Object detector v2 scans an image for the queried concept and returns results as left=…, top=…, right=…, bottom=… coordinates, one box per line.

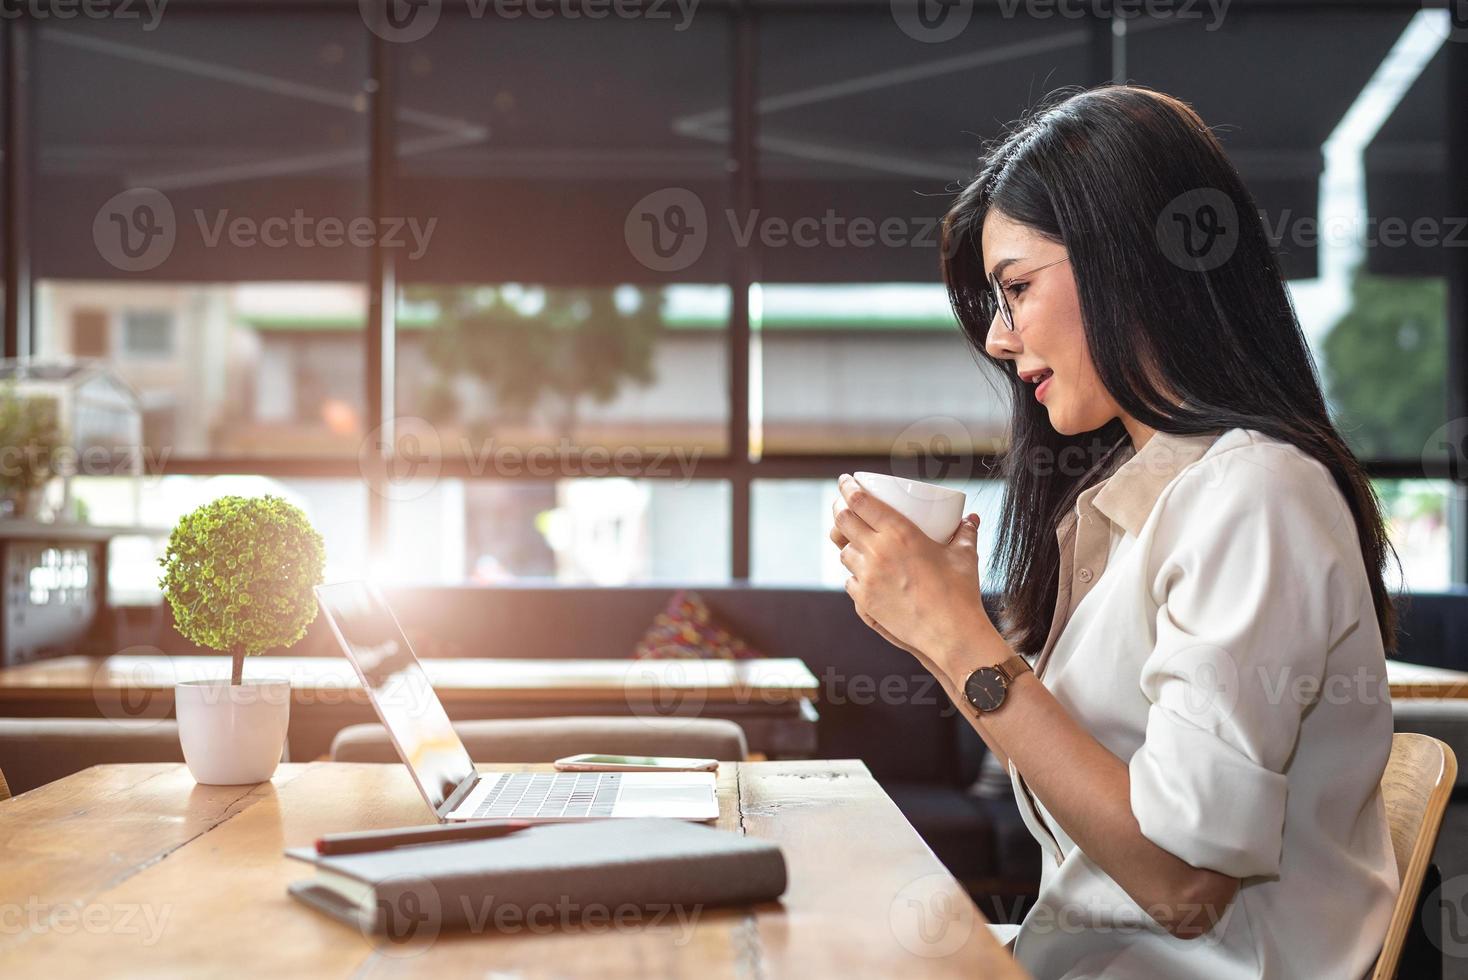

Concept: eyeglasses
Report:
left=986, top=255, right=1070, bottom=333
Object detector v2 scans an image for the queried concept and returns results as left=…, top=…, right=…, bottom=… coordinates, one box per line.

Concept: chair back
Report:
left=0, top=718, right=185, bottom=797
left=1372, top=733, right=1456, bottom=980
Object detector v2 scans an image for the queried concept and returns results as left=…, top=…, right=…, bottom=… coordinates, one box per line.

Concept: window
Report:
left=37, top=281, right=367, bottom=457
left=120, top=311, right=175, bottom=358
left=71, top=474, right=369, bottom=605
left=391, top=15, right=733, bottom=462
left=1074, top=8, right=1457, bottom=579
left=32, top=13, right=370, bottom=458
left=752, top=11, right=1087, bottom=457
left=1376, top=479, right=1453, bottom=592
left=6, top=5, right=1464, bottom=588
left=384, top=478, right=730, bottom=586
left=396, top=284, right=730, bottom=457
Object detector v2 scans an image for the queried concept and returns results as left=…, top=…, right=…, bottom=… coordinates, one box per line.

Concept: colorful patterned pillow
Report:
left=632, top=589, right=765, bottom=660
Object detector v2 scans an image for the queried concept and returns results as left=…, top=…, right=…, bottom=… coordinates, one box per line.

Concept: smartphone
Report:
left=553, top=753, right=719, bottom=773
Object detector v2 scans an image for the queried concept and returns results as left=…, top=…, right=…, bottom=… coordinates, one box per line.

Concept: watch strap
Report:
left=996, top=653, right=1032, bottom=684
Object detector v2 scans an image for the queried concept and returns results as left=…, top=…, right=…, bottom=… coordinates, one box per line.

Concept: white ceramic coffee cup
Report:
left=850, top=471, right=968, bottom=542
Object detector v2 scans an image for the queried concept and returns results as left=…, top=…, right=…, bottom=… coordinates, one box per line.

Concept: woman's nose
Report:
left=985, top=312, right=1022, bottom=360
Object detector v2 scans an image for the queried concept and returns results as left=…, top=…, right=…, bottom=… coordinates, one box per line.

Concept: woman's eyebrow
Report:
left=987, top=257, right=1021, bottom=280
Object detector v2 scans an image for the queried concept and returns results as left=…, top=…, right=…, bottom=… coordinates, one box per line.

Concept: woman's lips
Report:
left=1036, top=374, right=1053, bottom=403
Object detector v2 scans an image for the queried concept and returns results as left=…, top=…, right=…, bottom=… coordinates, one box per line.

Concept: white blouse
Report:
left=1007, top=428, right=1398, bottom=979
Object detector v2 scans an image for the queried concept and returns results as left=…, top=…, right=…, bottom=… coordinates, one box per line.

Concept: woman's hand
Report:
left=829, top=474, right=997, bottom=670
left=829, top=495, right=935, bottom=662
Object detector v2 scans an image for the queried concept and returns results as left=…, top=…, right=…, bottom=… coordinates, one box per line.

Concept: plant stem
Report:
left=231, top=648, right=244, bottom=688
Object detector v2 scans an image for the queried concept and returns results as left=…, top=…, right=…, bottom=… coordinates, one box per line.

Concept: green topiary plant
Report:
left=159, top=495, right=326, bottom=686
left=0, top=385, right=62, bottom=517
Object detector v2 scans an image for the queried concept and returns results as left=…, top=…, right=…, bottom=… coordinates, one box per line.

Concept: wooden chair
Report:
left=1372, top=733, right=1457, bottom=980
left=0, top=765, right=9, bottom=802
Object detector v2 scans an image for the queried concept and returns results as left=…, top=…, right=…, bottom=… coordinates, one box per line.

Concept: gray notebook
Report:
left=286, top=818, right=787, bottom=935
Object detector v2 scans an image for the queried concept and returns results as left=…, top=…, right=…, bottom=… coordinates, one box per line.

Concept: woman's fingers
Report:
left=829, top=497, right=855, bottom=548
left=830, top=498, right=856, bottom=547
left=833, top=509, right=872, bottom=550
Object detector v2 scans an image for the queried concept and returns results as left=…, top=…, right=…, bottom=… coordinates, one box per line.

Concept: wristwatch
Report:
left=963, top=654, right=1033, bottom=713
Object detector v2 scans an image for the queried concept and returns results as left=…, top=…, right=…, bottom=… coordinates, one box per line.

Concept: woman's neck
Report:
left=1121, top=414, right=1158, bottom=451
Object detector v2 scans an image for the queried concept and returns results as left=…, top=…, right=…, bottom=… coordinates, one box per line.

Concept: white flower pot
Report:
left=174, top=678, right=291, bottom=785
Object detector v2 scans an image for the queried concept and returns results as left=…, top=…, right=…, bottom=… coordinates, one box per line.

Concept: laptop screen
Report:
left=315, top=582, right=476, bottom=812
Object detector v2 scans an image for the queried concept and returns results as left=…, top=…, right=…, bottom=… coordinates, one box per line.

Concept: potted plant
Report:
left=0, top=386, right=61, bottom=519
left=159, top=495, right=325, bottom=785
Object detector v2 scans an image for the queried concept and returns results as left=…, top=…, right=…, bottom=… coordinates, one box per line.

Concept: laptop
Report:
left=314, top=581, right=720, bottom=823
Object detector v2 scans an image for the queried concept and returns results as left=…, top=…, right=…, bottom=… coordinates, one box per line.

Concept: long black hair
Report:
left=941, top=84, right=1398, bottom=655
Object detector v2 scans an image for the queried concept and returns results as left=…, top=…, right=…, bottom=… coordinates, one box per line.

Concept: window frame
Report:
left=3, top=0, right=1464, bottom=585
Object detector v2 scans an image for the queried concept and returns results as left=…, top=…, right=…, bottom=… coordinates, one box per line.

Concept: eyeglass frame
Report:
left=987, top=255, right=1070, bottom=333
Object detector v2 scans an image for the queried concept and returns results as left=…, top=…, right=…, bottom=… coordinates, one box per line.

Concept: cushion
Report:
left=632, top=589, right=765, bottom=660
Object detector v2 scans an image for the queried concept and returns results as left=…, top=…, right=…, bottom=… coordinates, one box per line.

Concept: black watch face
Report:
left=965, top=667, right=1008, bottom=712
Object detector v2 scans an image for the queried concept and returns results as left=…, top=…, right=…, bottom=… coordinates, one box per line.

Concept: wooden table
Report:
left=0, top=654, right=821, bottom=760
left=0, top=760, right=1025, bottom=978
left=1386, top=660, right=1468, bottom=700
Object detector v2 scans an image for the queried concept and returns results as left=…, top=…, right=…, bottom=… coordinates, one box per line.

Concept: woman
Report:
left=829, top=85, right=1399, bottom=978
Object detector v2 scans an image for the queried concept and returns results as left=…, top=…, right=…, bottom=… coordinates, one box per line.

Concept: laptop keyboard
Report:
left=471, top=772, right=623, bottom=819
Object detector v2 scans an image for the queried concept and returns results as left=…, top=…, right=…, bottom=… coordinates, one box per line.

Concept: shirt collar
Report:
left=1090, top=429, right=1224, bottom=537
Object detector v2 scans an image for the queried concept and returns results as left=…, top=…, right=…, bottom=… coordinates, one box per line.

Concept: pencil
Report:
left=315, top=820, right=532, bottom=855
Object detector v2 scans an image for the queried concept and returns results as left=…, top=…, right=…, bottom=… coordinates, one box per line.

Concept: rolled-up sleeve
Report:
left=1127, top=445, right=1362, bottom=880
